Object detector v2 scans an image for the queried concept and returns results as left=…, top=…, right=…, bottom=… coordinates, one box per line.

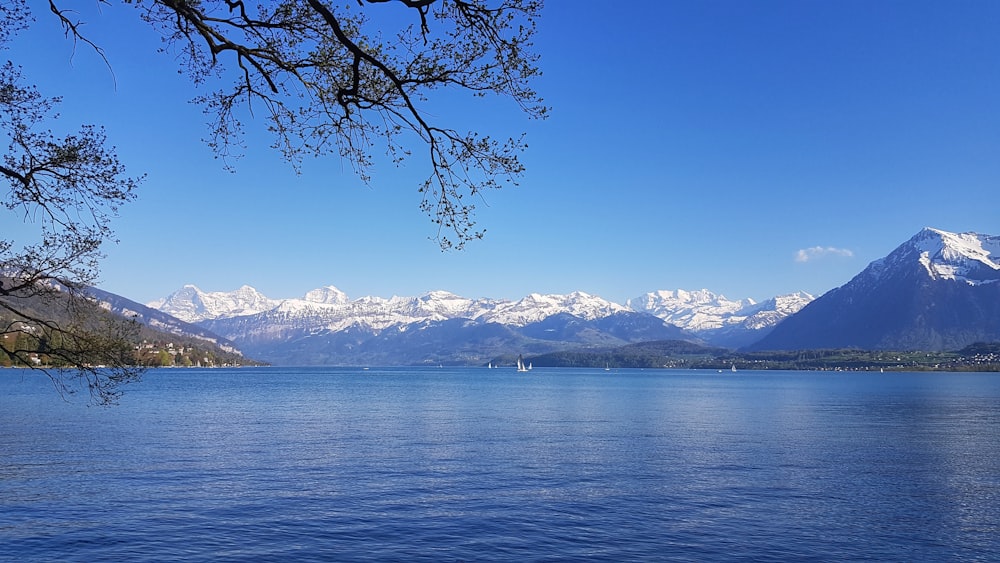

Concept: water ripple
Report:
left=1, top=368, right=999, bottom=561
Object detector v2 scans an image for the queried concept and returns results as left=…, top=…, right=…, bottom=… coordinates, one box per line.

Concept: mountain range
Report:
left=131, top=227, right=999, bottom=365
left=145, top=284, right=811, bottom=365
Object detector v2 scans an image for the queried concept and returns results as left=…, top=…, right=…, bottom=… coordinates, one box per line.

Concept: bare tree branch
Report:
left=1, top=4, right=145, bottom=403
left=128, top=0, right=546, bottom=249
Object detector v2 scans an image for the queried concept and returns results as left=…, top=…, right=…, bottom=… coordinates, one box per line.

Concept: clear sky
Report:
left=7, top=1, right=999, bottom=305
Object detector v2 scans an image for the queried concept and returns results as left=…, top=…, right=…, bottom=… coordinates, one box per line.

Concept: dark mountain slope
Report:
left=752, top=228, right=1000, bottom=351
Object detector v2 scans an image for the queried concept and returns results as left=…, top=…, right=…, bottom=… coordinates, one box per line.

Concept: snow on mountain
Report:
left=483, top=291, right=630, bottom=326
left=912, top=227, right=1000, bottom=285
left=88, top=287, right=241, bottom=353
left=739, top=292, right=814, bottom=331
left=410, top=291, right=498, bottom=320
left=149, top=286, right=630, bottom=330
left=627, top=289, right=757, bottom=332
left=137, top=227, right=1000, bottom=359
left=303, top=286, right=349, bottom=304
left=624, top=288, right=813, bottom=348
left=254, top=291, right=502, bottom=334
left=866, top=227, right=1000, bottom=288
left=752, top=227, right=1000, bottom=351
left=148, top=284, right=807, bottom=349
left=146, top=284, right=279, bottom=323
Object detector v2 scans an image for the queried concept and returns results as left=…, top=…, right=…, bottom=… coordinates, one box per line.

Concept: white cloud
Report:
left=795, top=246, right=854, bottom=263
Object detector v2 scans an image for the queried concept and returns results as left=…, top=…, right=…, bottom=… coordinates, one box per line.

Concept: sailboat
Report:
left=731, top=364, right=737, bottom=373
left=516, top=355, right=530, bottom=372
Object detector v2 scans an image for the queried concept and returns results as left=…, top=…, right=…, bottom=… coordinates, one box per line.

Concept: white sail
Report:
left=517, top=355, right=529, bottom=372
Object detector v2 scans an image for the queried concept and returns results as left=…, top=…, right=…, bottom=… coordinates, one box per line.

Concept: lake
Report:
left=2, top=367, right=999, bottom=561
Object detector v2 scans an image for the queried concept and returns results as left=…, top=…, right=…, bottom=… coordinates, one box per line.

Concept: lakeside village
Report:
left=131, top=340, right=256, bottom=368
left=1, top=331, right=257, bottom=369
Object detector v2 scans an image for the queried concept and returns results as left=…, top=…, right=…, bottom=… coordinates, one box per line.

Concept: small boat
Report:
left=516, top=355, right=530, bottom=372
left=605, top=363, right=611, bottom=372
left=731, top=364, right=737, bottom=373
left=488, top=362, right=493, bottom=369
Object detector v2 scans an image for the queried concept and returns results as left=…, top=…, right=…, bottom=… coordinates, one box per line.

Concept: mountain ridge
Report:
left=144, top=283, right=810, bottom=365
left=149, top=285, right=808, bottom=342
left=752, top=227, right=1000, bottom=351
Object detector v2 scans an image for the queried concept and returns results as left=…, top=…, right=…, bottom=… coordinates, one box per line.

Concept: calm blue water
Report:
left=1, top=367, right=999, bottom=561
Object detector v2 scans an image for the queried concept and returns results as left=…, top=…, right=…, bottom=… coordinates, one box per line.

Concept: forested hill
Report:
left=1, top=287, right=260, bottom=368
left=521, top=340, right=1000, bottom=372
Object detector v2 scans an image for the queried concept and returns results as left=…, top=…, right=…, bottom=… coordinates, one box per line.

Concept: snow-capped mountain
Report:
left=627, top=289, right=756, bottom=332
left=132, top=227, right=1000, bottom=362
left=147, top=283, right=808, bottom=364
left=739, top=292, right=815, bottom=331
left=85, top=287, right=243, bottom=355
left=879, top=227, right=1000, bottom=285
left=303, top=286, right=349, bottom=305
left=151, top=284, right=794, bottom=338
left=191, top=288, right=681, bottom=365
left=627, top=289, right=813, bottom=347
left=485, top=291, right=630, bottom=326
left=150, top=287, right=631, bottom=332
left=753, top=227, right=1000, bottom=351
left=147, top=284, right=278, bottom=323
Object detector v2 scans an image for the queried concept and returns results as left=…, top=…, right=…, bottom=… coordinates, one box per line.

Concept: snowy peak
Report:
left=147, top=283, right=810, bottom=348
left=739, top=292, right=815, bottom=331
left=483, top=291, right=630, bottom=326
left=770, top=291, right=815, bottom=314
left=754, top=228, right=1000, bottom=352
left=414, top=291, right=490, bottom=319
left=147, top=284, right=279, bottom=323
left=909, top=227, right=1000, bottom=285
left=304, top=286, right=349, bottom=304
left=627, top=289, right=758, bottom=332
left=624, top=289, right=813, bottom=347
left=631, top=288, right=754, bottom=308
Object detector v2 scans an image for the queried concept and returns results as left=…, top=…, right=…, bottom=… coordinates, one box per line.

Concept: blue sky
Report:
left=7, top=1, right=999, bottom=305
